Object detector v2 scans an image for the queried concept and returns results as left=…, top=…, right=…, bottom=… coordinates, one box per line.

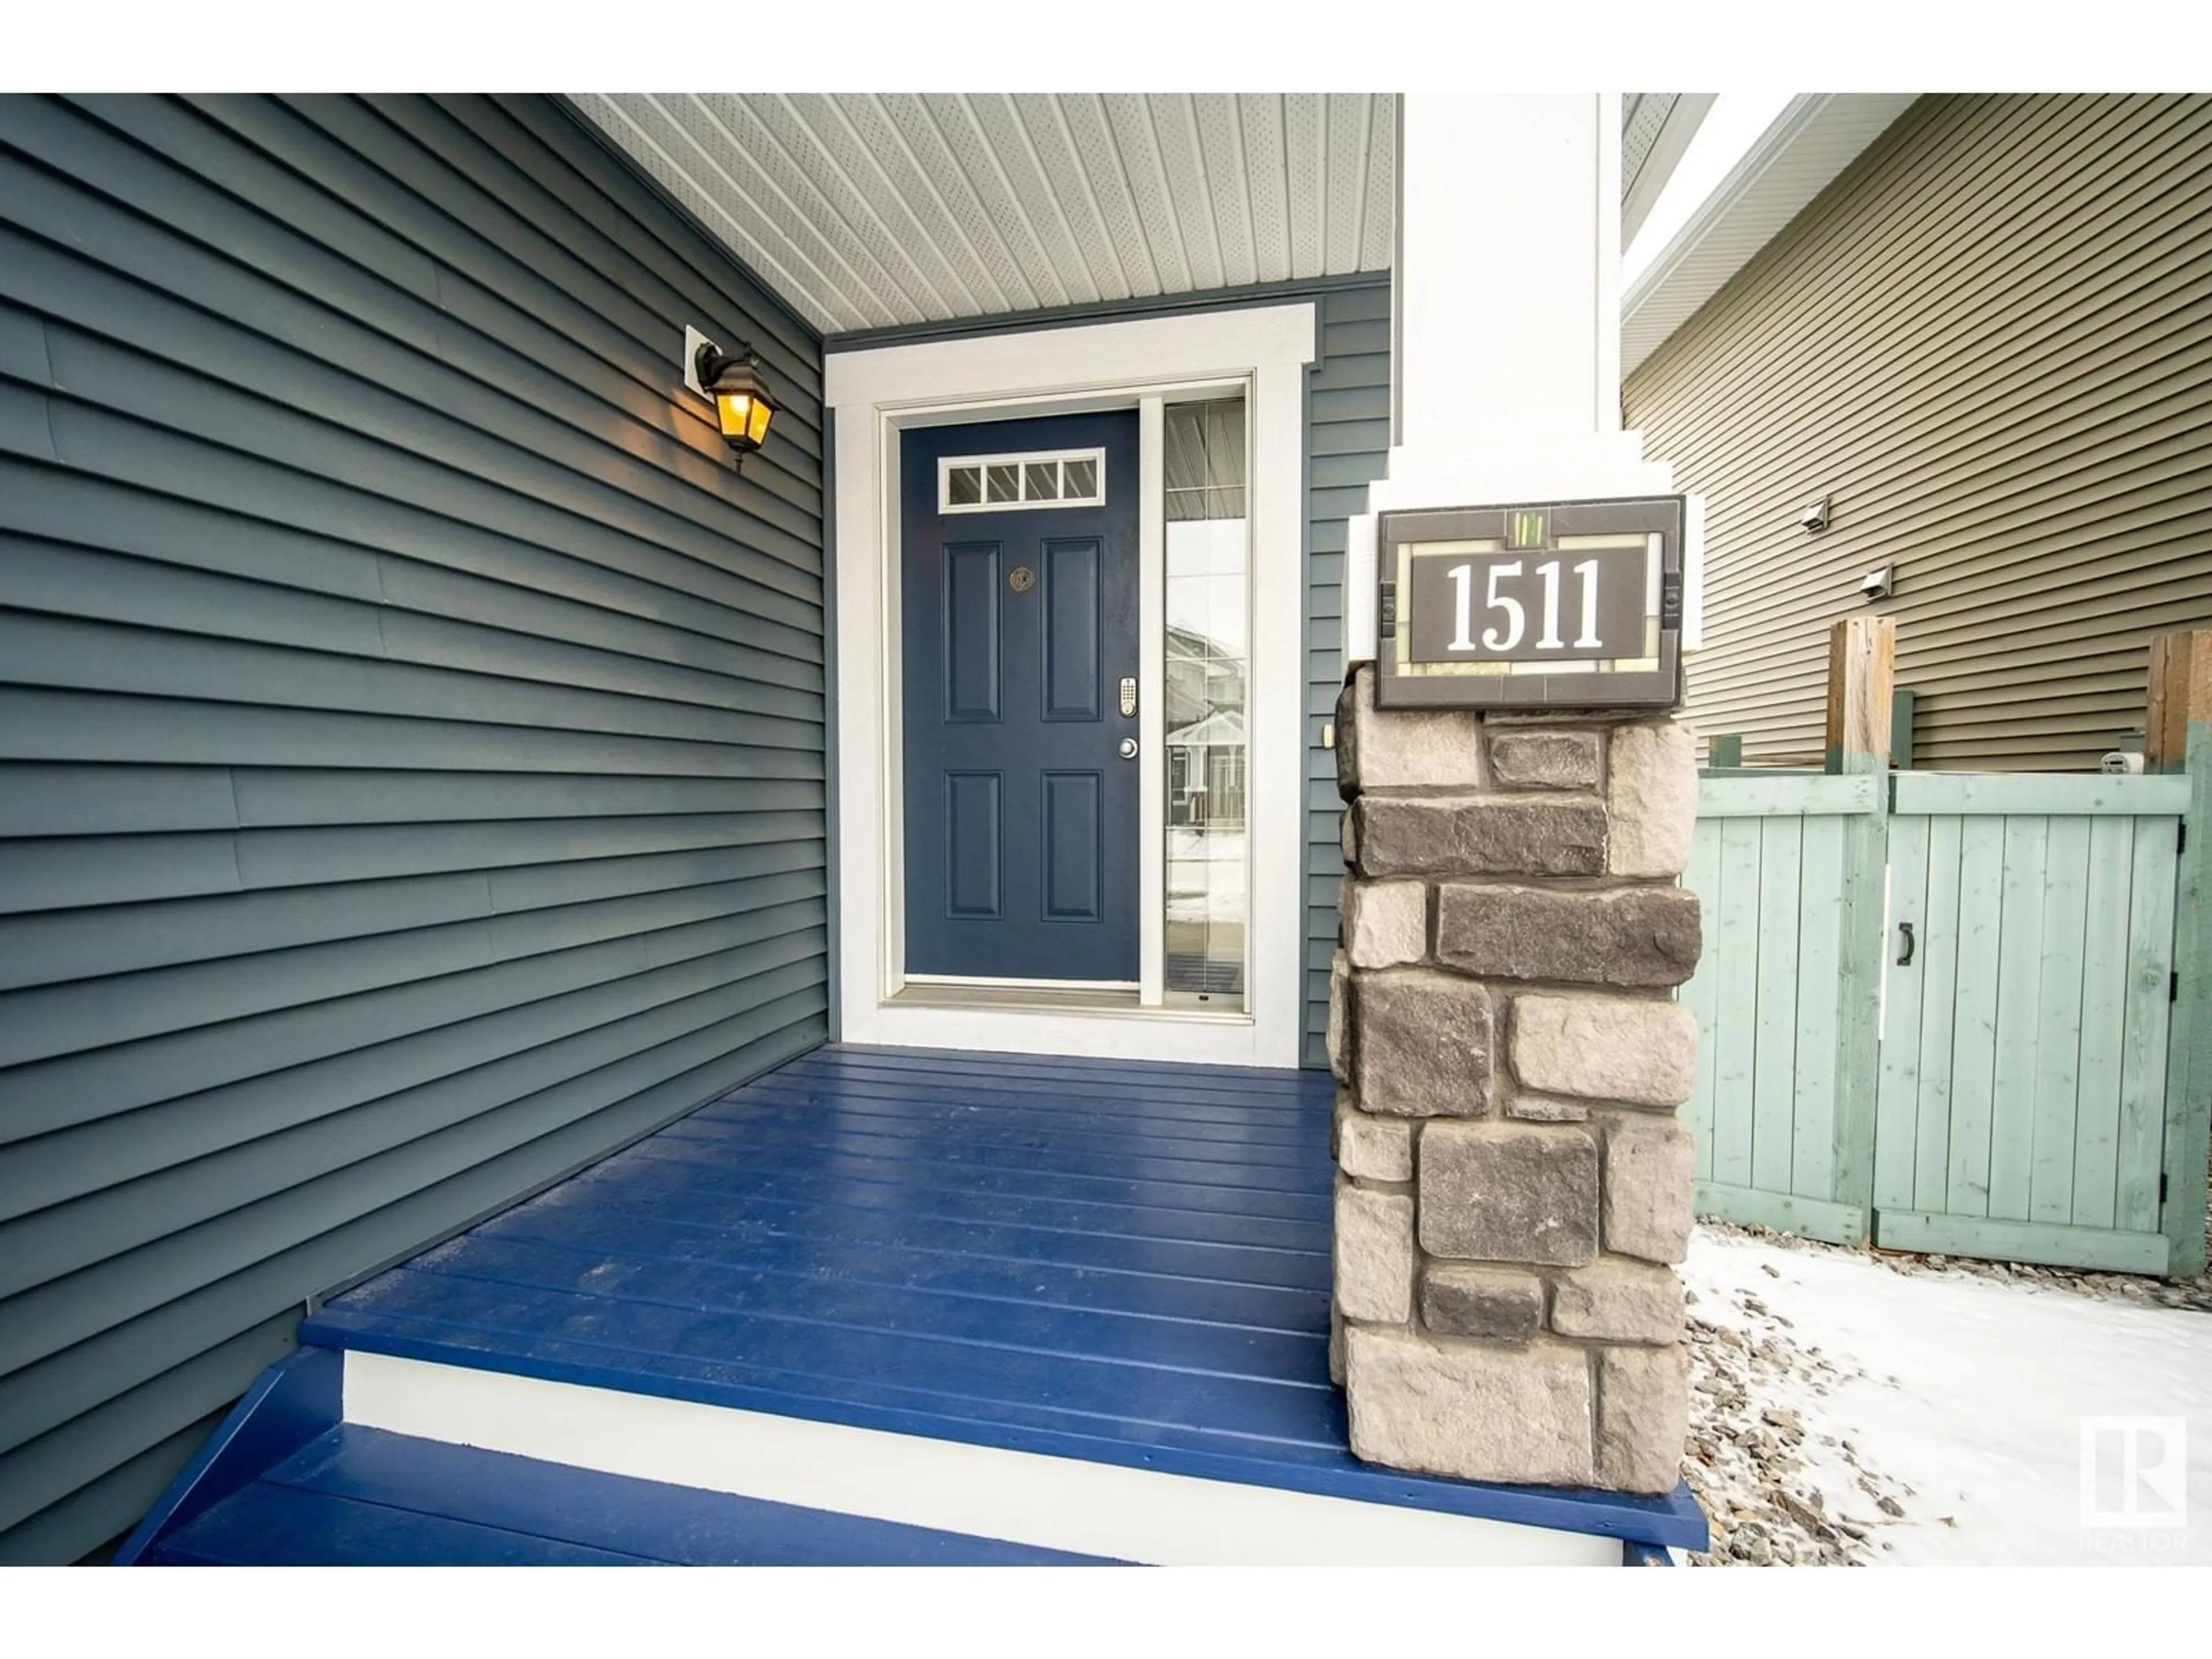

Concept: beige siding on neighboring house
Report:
left=1627, top=94, right=2212, bottom=771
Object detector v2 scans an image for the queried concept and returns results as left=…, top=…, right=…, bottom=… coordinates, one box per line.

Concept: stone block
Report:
left=1607, top=720, right=1698, bottom=878
left=1510, top=994, right=1698, bottom=1106
left=1504, top=1090, right=1590, bottom=1123
left=1349, top=970, right=1493, bottom=1118
left=1355, top=794, right=1607, bottom=880
left=1595, top=1343, right=1690, bottom=1494
left=1335, top=1099, right=1416, bottom=1183
left=1435, top=883, right=1702, bottom=987
left=1602, top=1115, right=1697, bottom=1265
left=1487, top=728, right=1601, bottom=790
left=1340, top=805, right=1357, bottom=868
left=1346, top=1326, right=1593, bottom=1486
left=1344, top=879, right=1428, bottom=969
left=1335, top=665, right=1482, bottom=798
left=1334, top=1177, right=1414, bottom=1324
left=1327, top=948, right=1351, bottom=1085
left=1550, top=1257, right=1686, bottom=1343
left=1329, top=1298, right=1346, bottom=1387
left=1419, top=1264, right=1544, bottom=1340
left=1417, top=1120, right=1599, bottom=1266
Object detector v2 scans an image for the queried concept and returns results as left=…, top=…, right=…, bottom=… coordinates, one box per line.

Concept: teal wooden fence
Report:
left=1682, top=768, right=2199, bottom=1273
left=1681, top=774, right=1883, bottom=1245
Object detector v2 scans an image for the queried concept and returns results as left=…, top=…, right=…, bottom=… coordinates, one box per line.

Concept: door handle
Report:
left=1118, top=738, right=1139, bottom=760
left=1896, top=922, right=1915, bottom=967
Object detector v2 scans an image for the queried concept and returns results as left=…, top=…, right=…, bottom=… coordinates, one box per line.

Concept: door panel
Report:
left=1041, top=770, right=1104, bottom=923
left=942, top=544, right=1002, bottom=722
left=1041, top=539, right=1103, bottom=722
left=942, top=772, right=1002, bottom=919
left=902, top=413, right=1140, bottom=982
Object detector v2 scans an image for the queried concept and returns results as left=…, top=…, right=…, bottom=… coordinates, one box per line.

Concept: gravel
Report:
left=1679, top=1261, right=1915, bottom=1566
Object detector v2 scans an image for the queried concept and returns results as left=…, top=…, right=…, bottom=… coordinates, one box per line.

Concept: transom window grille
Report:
left=939, top=449, right=1107, bottom=513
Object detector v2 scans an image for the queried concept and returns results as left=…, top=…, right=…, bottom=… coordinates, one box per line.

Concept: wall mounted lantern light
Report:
left=694, top=342, right=778, bottom=468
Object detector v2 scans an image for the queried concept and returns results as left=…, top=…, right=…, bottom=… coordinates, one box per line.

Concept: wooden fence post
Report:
left=1826, top=617, right=1896, bottom=1243
left=2153, top=630, right=2211, bottom=1276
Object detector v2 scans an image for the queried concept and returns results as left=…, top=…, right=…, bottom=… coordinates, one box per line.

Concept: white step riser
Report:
left=343, top=1353, right=1618, bottom=1566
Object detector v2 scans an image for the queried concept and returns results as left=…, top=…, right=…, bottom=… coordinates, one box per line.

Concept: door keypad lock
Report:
left=1119, top=677, right=1137, bottom=718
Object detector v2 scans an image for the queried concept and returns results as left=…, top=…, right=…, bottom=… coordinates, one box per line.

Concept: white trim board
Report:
left=343, top=1353, right=1616, bottom=1566
left=824, top=304, right=1316, bottom=1068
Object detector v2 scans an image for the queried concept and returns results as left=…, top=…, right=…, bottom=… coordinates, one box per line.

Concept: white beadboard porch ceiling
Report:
left=569, top=94, right=1400, bottom=336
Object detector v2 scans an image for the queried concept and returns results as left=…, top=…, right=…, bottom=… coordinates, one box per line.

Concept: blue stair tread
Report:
left=308, top=1274, right=1342, bottom=1452
left=145, top=1426, right=1122, bottom=1566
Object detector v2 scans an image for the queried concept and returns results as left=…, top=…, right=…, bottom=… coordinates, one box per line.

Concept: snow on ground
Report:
left=1682, top=1225, right=2212, bottom=1566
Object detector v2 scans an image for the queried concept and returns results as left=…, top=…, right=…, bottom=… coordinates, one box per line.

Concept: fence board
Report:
left=1750, top=817, right=1803, bottom=1195
left=1682, top=825, right=1725, bottom=1184
left=1874, top=1210, right=2169, bottom=1277
left=1698, top=774, right=1878, bottom=817
left=2029, top=818, right=2092, bottom=1225
left=2071, top=817, right=2136, bottom=1230
left=1946, top=816, right=2007, bottom=1218
left=1790, top=815, right=1846, bottom=1200
left=1695, top=1181, right=1864, bottom=1247
left=1893, top=773, right=2191, bottom=816
left=1874, top=813, right=1930, bottom=1213
left=1711, top=818, right=1764, bottom=1188
left=1912, top=816, right=1965, bottom=1215
left=1987, top=817, right=2049, bottom=1222
left=2116, top=819, right=2179, bottom=1234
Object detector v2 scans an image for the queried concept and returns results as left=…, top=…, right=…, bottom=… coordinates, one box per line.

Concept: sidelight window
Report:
left=1162, top=397, right=1249, bottom=1003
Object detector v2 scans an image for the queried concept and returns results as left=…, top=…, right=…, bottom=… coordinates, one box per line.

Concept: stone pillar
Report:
left=1328, top=666, right=1702, bottom=1494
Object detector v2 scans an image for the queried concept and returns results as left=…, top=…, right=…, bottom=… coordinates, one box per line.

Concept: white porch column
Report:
left=1346, top=94, right=1675, bottom=664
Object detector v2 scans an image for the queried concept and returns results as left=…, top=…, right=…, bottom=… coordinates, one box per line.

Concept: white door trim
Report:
left=824, top=304, right=1317, bottom=1067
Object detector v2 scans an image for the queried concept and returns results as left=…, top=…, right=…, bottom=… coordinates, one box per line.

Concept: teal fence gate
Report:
left=1682, top=768, right=2200, bottom=1274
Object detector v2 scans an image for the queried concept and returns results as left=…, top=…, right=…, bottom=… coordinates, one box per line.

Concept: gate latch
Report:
left=1896, top=921, right=1916, bottom=967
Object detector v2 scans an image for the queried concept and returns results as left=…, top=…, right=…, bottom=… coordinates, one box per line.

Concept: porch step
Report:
left=139, top=1423, right=1119, bottom=1567
left=120, top=1047, right=1705, bottom=1564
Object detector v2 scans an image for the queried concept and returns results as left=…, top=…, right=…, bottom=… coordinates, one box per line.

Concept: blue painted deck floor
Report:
left=305, top=1043, right=1705, bottom=1550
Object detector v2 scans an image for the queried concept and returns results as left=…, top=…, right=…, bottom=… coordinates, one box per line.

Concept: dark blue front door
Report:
left=902, top=412, right=1140, bottom=982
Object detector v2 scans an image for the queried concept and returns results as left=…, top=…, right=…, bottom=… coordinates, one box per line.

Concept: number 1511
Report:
left=1446, top=559, right=1601, bottom=653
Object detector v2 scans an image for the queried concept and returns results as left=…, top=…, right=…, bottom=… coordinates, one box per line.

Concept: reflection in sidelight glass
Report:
left=1162, top=398, right=1248, bottom=1001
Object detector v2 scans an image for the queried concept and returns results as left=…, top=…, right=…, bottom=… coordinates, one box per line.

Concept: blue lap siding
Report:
left=1301, top=281, right=1392, bottom=1068
left=0, top=94, right=829, bottom=1563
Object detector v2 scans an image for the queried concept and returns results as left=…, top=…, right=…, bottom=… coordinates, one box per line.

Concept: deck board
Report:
left=146, top=1426, right=1119, bottom=1566
left=308, top=1044, right=1706, bottom=1548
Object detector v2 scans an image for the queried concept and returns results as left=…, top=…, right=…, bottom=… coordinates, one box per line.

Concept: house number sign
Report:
left=1374, top=496, right=1686, bottom=710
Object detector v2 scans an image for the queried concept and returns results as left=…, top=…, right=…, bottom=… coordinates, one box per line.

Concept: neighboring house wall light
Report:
left=694, top=341, right=778, bottom=467
left=1800, top=495, right=1831, bottom=532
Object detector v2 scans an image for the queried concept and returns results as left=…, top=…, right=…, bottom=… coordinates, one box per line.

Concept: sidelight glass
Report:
left=1162, top=397, right=1249, bottom=1002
